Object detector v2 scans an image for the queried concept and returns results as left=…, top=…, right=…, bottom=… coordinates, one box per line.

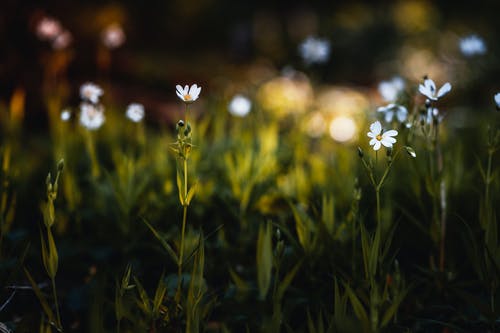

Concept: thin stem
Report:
left=375, top=188, right=381, bottom=225
left=176, top=157, right=188, bottom=302
left=85, top=131, right=100, bottom=178
left=485, top=150, right=493, bottom=211
left=51, top=277, right=62, bottom=330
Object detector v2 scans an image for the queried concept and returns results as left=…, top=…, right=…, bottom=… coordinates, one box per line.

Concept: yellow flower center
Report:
left=183, top=94, right=192, bottom=101
left=376, top=134, right=382, bottom=141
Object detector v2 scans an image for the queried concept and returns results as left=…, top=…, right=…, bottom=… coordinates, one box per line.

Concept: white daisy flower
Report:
left=459, top=35, right=486, bottom=57
left=367, top=121, right=398, bottom=151
left=126, top=103, right=145, bottom=122
left=36, top=17, right=62, bottom=41
left=378, top=77, right=405, bottom=102
left=418, top=78, right=452, bottom=101
left=79, top=103, right=105, bottom=130
left=101, top=23, right=126, bottom=49
left=60, top=109, right=71, bottom=121
left=377, top=103, right=408, bottom=123
left=80, top=83, right=104, bottom=104
left=299, top=36, right=331, bottom=65
left=176, top=84, right=201, bottom=103
left=494, top=93, right=500, bottom=110
left=228, top=94, right=252, bottom=117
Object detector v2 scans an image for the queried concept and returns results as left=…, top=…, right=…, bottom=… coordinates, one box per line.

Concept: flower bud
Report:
left=357, top=147, right=364, bottom=158
left=57, top=159, right=64, bottom=172
left=404, top=146, right=417, bottom=158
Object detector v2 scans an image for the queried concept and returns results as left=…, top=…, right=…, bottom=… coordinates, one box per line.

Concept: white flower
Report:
left=378, top=77, right=405, bottom=102
left=418, top=78, right=452, bottom=101
left=52, top=30, right=72, bottom=50
left=80, top=83, right=103, bottom=104
left=299, top=36, right=331, bottom=65
left=79, top=103, right=105, bottom=130
left=377, top=103, right=408, bottom=123
left=228, top=94, right=252, bottom=117
left=459, top=35, right=486, bottom=57
left=36, top=17, right=62, bottom=41
left=176, top=84, right=201, bottom=103
left=126, top=103, right=145, bottom=122
left=101, top=23, right=126, bottom=49
left=60, top=109, right=71, bottom=121
left=367, top=121, right=398, bottom=151
left=494, top=93, right=500, bottom=110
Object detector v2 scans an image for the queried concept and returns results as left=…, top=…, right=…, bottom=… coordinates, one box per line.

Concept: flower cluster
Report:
left=79, top=82, right=105, bottom=130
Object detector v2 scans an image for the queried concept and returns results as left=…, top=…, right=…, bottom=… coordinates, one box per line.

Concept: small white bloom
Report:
left=79, top=103, right=105, bottom=130
left=80, top=83, right=104, bottom=104
left=101, top=23, right=126, bottom=49
left=176, top=84, right=201, bottom=103
left=494, top=93, right=500, bottom=110
left=378, top=77, right=405, bottom=102
left=377, top=103, right=408, bottom=123
left=126, top=103, right=145, bottom=122
left=52, top=30, right=72, bottom=50
left=367, top=121, right=398, bottom=151
left=61, top=109, right=71, bottom=121
left=299, top=36, right=331, bottom=65
left=228, top=94, right=252, bottom=117
left=459, top=35, right=486, bottom=57
left=36, top=17, right=62, bottom=41
left=418, top=78, right=452, bottom=101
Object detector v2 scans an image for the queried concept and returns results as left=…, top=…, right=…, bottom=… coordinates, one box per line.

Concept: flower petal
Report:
left=383, top=129, right=398, bottom=137
left=396, top=106, right=408, bottom=122
left=369, top=138, right=378, bottom=146
left=372, top=141, right=381, bottom=151
left=384, top=111, right=394, bottom=123
left=495, top=92, right=500, bottom=106
left=424, top=78, right=436, bottom=94
left=369, top=121, right=381, bottom=135
left=418, top=84, right=432, bottom=99
left=381, top=138, right=394, bottom=148
left=437, top=82, right=452, bottom=98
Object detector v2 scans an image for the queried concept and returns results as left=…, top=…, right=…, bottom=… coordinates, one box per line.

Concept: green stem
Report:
left=85, top=131, right=100, bottom=178
left=485, top=150, right=493, bottom=212
left=52, top=277, right=62, bottom=330
left=375, top=188, right=381, bottom=225
left=176, top=157, right=188, bottom=302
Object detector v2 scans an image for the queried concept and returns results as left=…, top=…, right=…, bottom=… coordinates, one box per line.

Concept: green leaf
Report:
left=380, top=287, right=409, bottom=327
left=141, top=217, right=178, bottom=263
left=153, top=274, right=167, bottom=316
left=24, top=267, right=56, bottom=323
left=176, top=170, right=185, bottom=206
left=344, top=283, right=369, bottom=325
left=186, top=181, right=198, bottom=206
left=256, top=222, right=273, bottom=300
left=276, top=260, right=303, bottom=300
left=133, top=276, right=151, bottom=315
left=228, top=268, right=249, bottom=293
left=46, top=228, right=58, bottom=278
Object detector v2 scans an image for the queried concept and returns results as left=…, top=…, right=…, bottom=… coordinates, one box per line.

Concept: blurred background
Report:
left=2, top=0, right=500, bottom=129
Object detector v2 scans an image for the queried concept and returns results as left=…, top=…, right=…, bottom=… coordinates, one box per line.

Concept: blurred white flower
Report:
left=176, top=84, right=201, bottom=103
left=418, top=78, right=451, bottom=101
left=60, top=109, right=71, bottom=121
left=494, top=93, right=500, bottom=110
left=299, top=36, right=331, bottom=65
left=126, top=103, right=145, bottom=122
left=377, top=103, right=408, bottom=123
left=101, top=23, right=126, bottom=49
left=421, top=107, right=442, bottom=124
left=79, top=103, right=105, bottom=130
left=36, top=17, right=62, bottom=41
left=228, top=94, right=252, bottom=117
left=80, top=83, right=103, bottom=104
left=378, top=77, right=405, bottom=102
left=459, top=35, right=486, bottom=57
left=367, top=121, right=398, bottom=151
left=52, top=30, right=72, bottom=50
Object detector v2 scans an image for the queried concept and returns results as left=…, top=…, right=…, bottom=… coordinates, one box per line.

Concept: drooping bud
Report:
left=404, top=146, right=417, bottom=158
left=357, top=147, right=364, bottom=158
